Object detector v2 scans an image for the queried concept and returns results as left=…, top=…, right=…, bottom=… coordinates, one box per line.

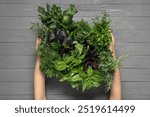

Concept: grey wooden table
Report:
left=0, top=0, right=150, bottom=100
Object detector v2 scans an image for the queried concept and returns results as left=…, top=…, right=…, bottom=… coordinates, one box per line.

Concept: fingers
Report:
left=109, top=33, right=116, bottom=58
left=36, top=37, right=41, bottom=45
left=110, top=33, right=115, bottom=48
left=35, top=37, right=42, bottom=50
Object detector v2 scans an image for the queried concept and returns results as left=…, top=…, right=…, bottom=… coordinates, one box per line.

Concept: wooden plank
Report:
left=0, top=94, right=107, bottom=100
left=0, top=29, right=150, bottom=43
left=0, top=0, right=150, bottom=4
left=0, top=43, right=35, bottom=56
left=0, top=69, right=150, bottom=82
left=121, top=69, right=150, bottom=81
left=120, top=56, right=150, bottom=69
left=0, top=43, right=150, bottom=56
left=0, top=56, right=35, bottom=69
left=0, top=81, right=150, bottom=99
left=0, top=95, right=33, bottom=100
left=0, top=17, right=150, bottom=30
left=0, top=56, right=150, bottom=69
left=0, top=30, right=35, bottom=43
left=0, top=17, right=38, bottom=30
left=0, top=69, right=34, bottom=82
left=122, top=82, right=150, bottom=100
left=1, top=4, right=150, bottom=17
left=116, top=43, right=150, bottom=56
left=0, top=94, right=76, bottom=100
left=113, top=30, right=150, bottom=43
left=0, top=82, right=33, bottom=95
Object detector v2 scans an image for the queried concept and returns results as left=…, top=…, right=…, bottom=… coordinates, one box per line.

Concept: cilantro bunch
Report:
left=31, top=4, right=119, bottom=92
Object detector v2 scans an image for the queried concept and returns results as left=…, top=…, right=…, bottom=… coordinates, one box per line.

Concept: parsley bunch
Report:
left=31, top=4, right=119, bottom=92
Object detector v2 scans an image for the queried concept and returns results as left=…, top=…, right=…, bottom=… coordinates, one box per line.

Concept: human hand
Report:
left=35, top=37, right=41, bottom=51
left=109, top=32, right=116, bottom=58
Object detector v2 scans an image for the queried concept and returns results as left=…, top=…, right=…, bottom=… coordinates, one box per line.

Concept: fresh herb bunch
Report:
left=31, top=4, right=119, bottom=92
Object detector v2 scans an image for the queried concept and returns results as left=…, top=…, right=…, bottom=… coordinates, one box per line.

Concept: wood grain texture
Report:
left=0, top=0, right=150, bottom=4
left=1, top=4, right=150, bottom=17
left=0, top=17, right=150, bottom=30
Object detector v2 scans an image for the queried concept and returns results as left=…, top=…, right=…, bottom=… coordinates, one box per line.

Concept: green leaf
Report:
left=92, top=82, right=100, bottom=88
left=64, top=4, right=77, bottom=17
left=79, top=70, right=87, bottom=78
left=92, top=74, right=103, bottom=83
left=46, top=3, right=51, bottom=12
left=77, top=54, right=85, bottom=60
left=82, top=79, right=92, bottom=92
left=87, top=66, right=93, bottom=77
left=63, top=15, right=70, bottom=23
left=82, top=81, right=87, bottom=92
left=74, top=41, right=83, bottom=55
left=71, top=82, right=79, bottom=89
left=31, top=4, right=123, bottom=92
left=72, top=59, right=82, bottom=67
left=49, top=23, right=57, bottom=29
left=65, top=56, right=75, bottom=64
left=38, top=13, right=48, bottom=23
left=37, top=6, right=46, bottom=15
left=71, top=74, right=82, bottom=82
left=50, top=42, right=60, bottom=50
left=71, top=68, right=79, bottom=74
left=54, top=61, right=68, bottom=71
left=60, top=75, right=70, bottom=82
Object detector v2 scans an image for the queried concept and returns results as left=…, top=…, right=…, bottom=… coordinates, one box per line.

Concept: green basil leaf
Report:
left=65, top=56, right=75, bottom=64
left=74, top=41, right=83, bottom=55
left=92, top=74, right=103, bottom=83
left=79, top=70, right=87, bottom=78
left=60, top=75, right=70, bottom=82
left=82, top=79, right=92, bottom=92
left=92, top=81, right=100, bottom=87
left=71, top=74, right=82, bottom=82
left=72, top=59, right=82, bottom=67
left=54, top=61, right=68, bottom=71
left=87, top=66, right=93, bottom=77
left=71, top=82, right=79, bottom=89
